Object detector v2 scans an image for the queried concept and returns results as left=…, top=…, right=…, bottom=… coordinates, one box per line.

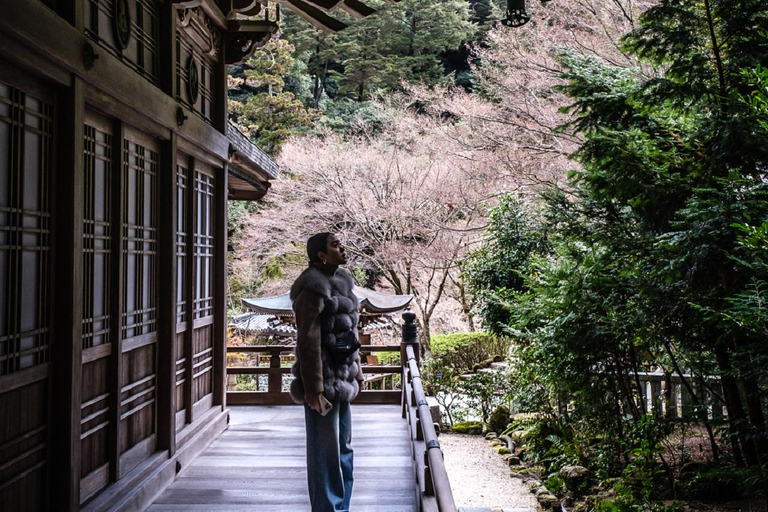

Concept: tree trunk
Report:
left=742, top=375, right=767, bottom=464
left=714, top=343, right=756, bottom=466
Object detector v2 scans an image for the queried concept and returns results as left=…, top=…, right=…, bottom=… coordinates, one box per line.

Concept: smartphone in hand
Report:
left=320, top=396, right=333, bottom=416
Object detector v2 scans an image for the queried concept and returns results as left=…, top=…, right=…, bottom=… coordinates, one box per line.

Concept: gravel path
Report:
left=440, top=433, right=539, bottom=510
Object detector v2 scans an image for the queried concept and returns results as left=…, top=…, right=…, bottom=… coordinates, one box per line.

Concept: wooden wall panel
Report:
left=120, top=344, right=156, bottom=454
left=85, top=0, right=161, bottom=85
left=192, top=324, right=213, bottom=404
left=193, top=166, right=214, bottom=321
left=83, top=123, right=113, bottom=351
left=175, top=162, right=188, bottom=327
left=117, top=127, right=158, bottom=478
left=80, top=113, right=115, bottom=502
left=175, top=332, right=186, bottom=414
left=0, top=79, right=53, bottom=377
left=175, top=25, right=217, bottom=125
left=80, top=358, right=110, bottom=501
left=0, top=381, right=48, bottom=512
left=0, top=73, right=53, bottom=512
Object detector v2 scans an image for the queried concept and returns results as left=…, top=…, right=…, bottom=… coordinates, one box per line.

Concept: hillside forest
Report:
left=227, top=0, right=768, bottom=510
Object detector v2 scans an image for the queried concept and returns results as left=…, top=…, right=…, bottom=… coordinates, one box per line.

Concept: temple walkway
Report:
left=146, top=405, right=418, bottom=512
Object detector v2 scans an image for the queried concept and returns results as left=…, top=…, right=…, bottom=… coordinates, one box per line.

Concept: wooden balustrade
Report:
left=226, top=343, right=403, bottom=404
left=400, top=312, right=457, bottom=512
left=630, top=371, right=725, bottom=420
left=226, top=310, right=458, bottom=512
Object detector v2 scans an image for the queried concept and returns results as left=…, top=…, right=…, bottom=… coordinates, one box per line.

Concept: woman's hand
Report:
left=305, top=392, right=326, bottom=414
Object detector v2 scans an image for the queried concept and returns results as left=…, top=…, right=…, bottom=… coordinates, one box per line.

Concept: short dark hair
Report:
left=307, top=232, right=332, bottom=263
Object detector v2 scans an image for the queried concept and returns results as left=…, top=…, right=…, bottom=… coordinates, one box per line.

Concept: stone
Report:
left=537, top=493, right=559, bottom=510
left=527, top=481, right=542, bottom=493
left=488, top=439, right=502, bottom=447
left=498, top=434, right=515, bottom=451
left=559, top=465, right=589, bottom=480
left=506, top=456, right=521, bottom=466
left=485, top=432, right=498, bottom=440
left=494, top=446, right=511, bottom=455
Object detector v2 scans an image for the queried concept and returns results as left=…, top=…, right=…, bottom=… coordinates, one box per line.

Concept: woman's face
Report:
left=319, top=235, right=347, bottom=265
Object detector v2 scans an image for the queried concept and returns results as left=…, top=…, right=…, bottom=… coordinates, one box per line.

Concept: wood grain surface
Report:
left=146, top=405, right=418, bottom=512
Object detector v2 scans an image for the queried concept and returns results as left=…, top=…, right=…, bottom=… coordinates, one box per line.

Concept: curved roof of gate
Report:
left=242, top=286, right=413, bottom=315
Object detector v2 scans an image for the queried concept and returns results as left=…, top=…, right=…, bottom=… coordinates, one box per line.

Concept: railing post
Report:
left=401, top=308, right=419, bottom=365
left=402, top=309, right=418, bottom=419
left=269, top=349, right=281, bottom=394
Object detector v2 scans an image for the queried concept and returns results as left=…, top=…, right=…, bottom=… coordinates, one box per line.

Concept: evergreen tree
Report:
left=228, top=38, right=319, bottom=156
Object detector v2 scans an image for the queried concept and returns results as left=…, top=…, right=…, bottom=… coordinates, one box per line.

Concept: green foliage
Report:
left=462, top=1, right=768, bottom=509
left=430, top=332, right=509, bottom=371
left=228, top=200, right=258, bottom=238
left=375, top=351, right=401, bottom=365
left=461, top=193, right=549, bottom=333
left=487, top=404, right=510, bottom=435
left=229, top=38, right=319, bottom=156
left=683, top=466, right=758, bottom=501
left=451, top=420, right=485, bottom=435
left=313, top=98, right=383, bottom=134
left=262, top=252, right=305, bottom=281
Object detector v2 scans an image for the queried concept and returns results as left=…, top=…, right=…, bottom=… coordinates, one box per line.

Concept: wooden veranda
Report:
left=181, top=311, right=459, bottom=512
left=146, top=404, right=418, bottom=512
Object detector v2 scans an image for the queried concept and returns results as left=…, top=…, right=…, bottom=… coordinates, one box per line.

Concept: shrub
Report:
left=430, top=332, right=510, bottom=372
left=488, top=404, right=510, bottom=435
left=683, top=466, right=759, bottom=501
left=452, top=420, right=485, bottom=434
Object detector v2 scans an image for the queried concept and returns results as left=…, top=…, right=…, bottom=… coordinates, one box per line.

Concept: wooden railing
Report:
left=226, top=310, right=457, bottom=512
left=632, top=371, right=725, bottom=420
left=226, top=344, right=404, bottom=404
left=400, top=311, right=457, bottom=512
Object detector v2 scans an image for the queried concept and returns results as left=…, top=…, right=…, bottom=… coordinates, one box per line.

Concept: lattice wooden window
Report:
left=176, top=36, right=215, bottom=124
left=193, top=170, right=214, bottom=319
left=0, top=81, right=52, bottom=376
left=121, top=138, right=157, bottom=340
left=176, top=163, right=188, bottom=325
left=85, top=0, right=160, bottom=84
left=83, top=124, right=113, bottom=349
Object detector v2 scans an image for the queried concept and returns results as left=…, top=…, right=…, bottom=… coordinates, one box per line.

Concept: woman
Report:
left=289, top=232, right=364, bottom=512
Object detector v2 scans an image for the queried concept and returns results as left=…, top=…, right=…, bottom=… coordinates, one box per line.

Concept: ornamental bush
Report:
left=430, top=332, right=509, bottom=372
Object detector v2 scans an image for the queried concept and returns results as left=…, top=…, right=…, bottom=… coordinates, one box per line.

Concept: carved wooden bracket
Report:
left=176, top=5, right=222, bottom=60
left=224, top=20, right=279, bottom=64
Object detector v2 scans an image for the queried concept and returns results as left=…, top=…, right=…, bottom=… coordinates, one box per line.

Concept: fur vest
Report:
left=289, top=266, right=362, bottom=403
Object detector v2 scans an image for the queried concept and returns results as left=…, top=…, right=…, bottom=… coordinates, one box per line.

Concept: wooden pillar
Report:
left=51, top=75, right=85, bottom=512
left=213, top=165, right=229, bottom=407
left=108, top=120, right=126, bottom=481
left=157, top=134, right=178, bottom=454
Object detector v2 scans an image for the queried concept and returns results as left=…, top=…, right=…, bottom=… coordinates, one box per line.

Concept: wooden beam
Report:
left=339, top=0, right=376, bottom=18
left=51, top=75, right=85, bottom=512
left=279, top=0, right=347, bottom=32
left=303, top=0, right=344, bottom=9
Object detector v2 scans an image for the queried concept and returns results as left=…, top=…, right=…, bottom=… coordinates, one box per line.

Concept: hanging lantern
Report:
left=503, top=0, right=530, bottom=27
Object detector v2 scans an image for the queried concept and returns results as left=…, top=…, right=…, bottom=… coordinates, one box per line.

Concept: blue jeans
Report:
left=304, top=399, right=354, bottom=512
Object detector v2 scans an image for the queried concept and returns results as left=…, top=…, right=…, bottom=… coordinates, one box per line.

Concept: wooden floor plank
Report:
left=146, top=405, right=418, bottom=512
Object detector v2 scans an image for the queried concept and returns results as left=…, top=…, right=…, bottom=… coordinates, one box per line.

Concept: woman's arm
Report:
left=293, top=289, right=325, bottom=400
